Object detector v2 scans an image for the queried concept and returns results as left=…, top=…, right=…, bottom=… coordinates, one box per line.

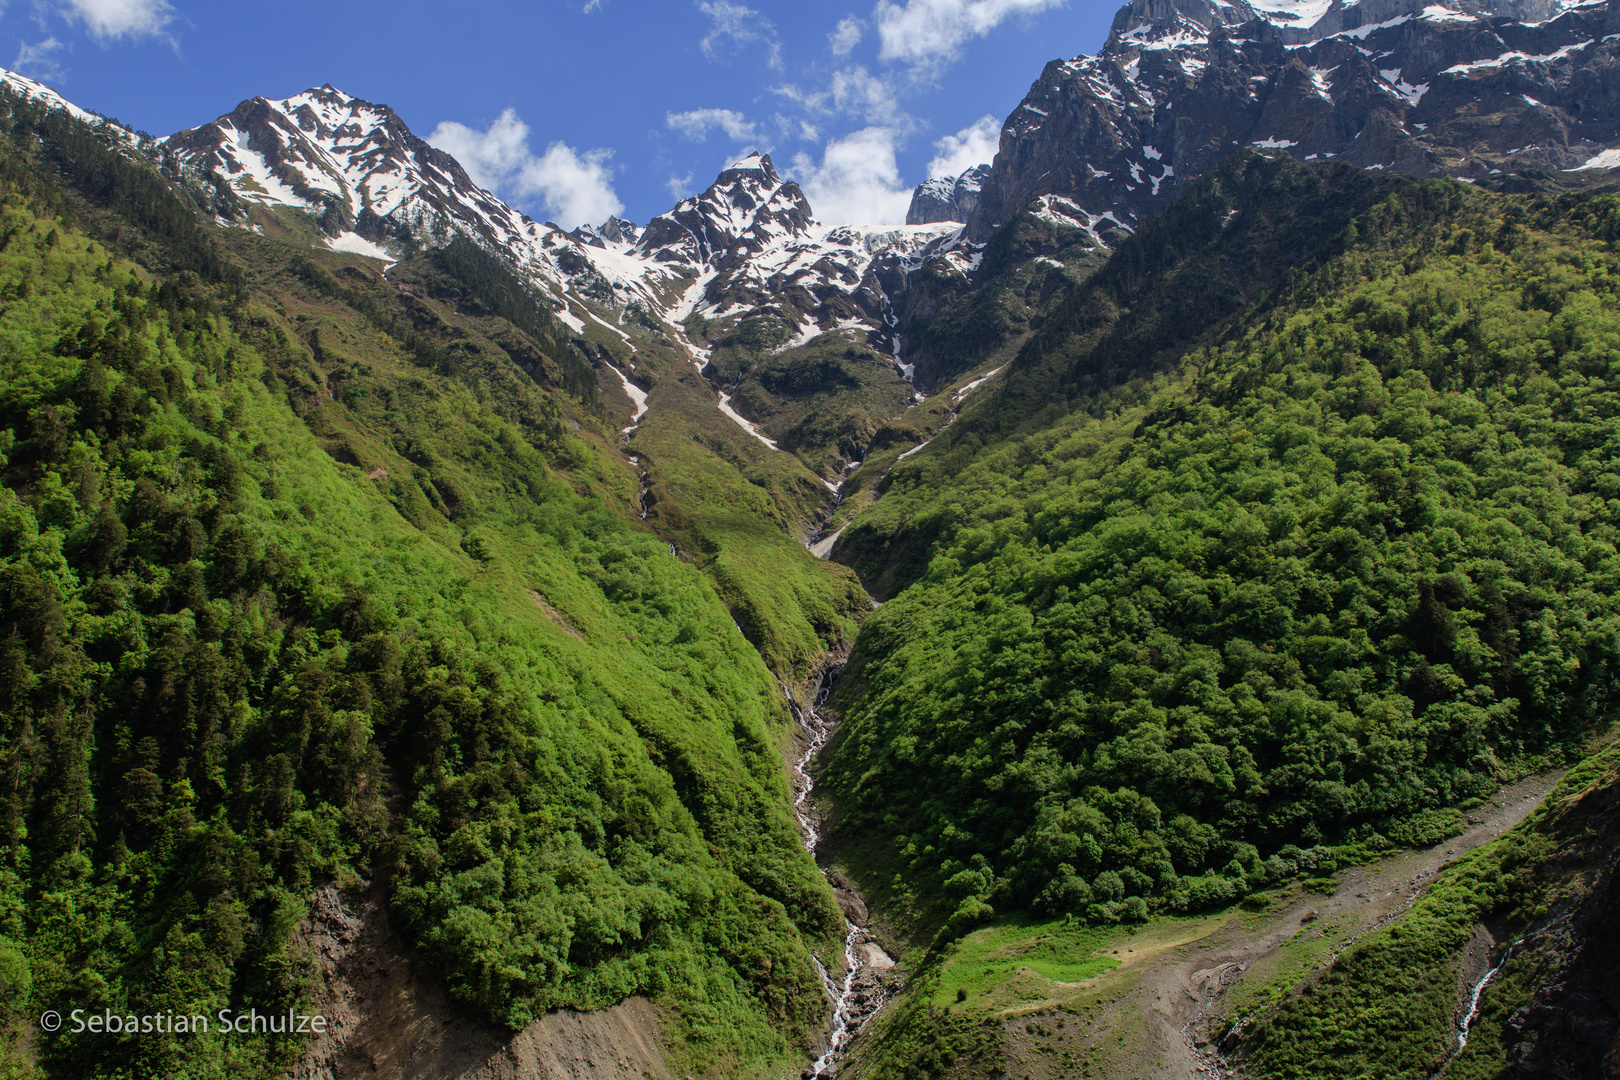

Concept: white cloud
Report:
left=875, top=0, right=1066, bottom=68
left=582, top=0, right=606, bottom=10
left=829, top=15, right=863, bottom=55
left=773, top=67, right=904, bottom=124
left=430, top=110, right=532, bottom=189
left=769, top=82, right=829, bottom=113
left=429, top=109, right=624, bottom=231
left=525, top=143, right=625, bottom=231
left=831, top=66, right=901, bottom=123
left=698, top=1, right=783, bottom=70
left=667, top=107, right=761, bottom=144
left=13, top=37, right=67, bottom=81
left=928, top=114, right=999, bottom=178
left=58, top=0, right=176, bottom=41
left=791, top=127, right=913, bottom=226
left=667, top=173, right=696, bottom=201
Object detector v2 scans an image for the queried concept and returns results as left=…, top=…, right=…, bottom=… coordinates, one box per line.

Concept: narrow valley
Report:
left=6, top=0, right=1620, bottom=1075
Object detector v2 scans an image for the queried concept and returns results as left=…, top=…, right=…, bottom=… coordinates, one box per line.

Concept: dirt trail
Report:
left=1127, top=772, right=1564, bottom=1080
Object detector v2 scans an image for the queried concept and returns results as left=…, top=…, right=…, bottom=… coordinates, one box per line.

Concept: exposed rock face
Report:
left=967, top=0, right=1620, bottom=241
left=291, top=886, right=674, bottom=1080
left=598, top=216, right=640, bottom=246
left=131, top=0, right=1620, bottom=421
left=87, top=0, right=1620, bottom=388
left=570, top=217, right=641, bottom=249
left=906, top=165, right=990, bottom=224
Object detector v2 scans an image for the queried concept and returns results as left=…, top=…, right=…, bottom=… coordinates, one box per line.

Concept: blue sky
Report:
left=5, top=0, right=1119, bottom=227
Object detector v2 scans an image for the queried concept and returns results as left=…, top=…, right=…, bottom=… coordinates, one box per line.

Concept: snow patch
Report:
left=1331, top=14, right=1414, bottom=40
left=328, top=232, right=395, bottom=263
left=1568, top=147, right=1620, bottom=171
left=1378, top=68, right=1430, bottom=105
left=1443, top=40, right=1592, bottom=75
left=1309, top=66, right=1339, bottom=101
left=810, top=527, right=846, bottom=560
left=717, top=392, right=780, bottom=450
left=1245, top=0, right=1334, bottom=30
left=1029, top=195, right=1097, bottom=234
left=896, top=439, right=933, bottom=463
left=952, top=366, right=1005, bottom=406
left=607, top=365, right=649, bottom=434
left=222, top=125, right=307, bottom=208
left=555, top=306, right=586, bottom=334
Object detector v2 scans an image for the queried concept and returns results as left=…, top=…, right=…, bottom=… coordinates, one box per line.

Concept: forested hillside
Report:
left=826, top=157, right=1620, bottom=935
left=0, top=87, right=841, bottom=1079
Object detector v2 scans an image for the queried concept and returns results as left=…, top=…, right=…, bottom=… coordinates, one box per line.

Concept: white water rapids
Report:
left=788, top=674, right=892, bottom=1077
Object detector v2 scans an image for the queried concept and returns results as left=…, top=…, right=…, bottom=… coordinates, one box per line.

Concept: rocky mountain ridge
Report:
left=1, top=67, right=137, bottom=143
left=157, top=88, right=971, bottom=380
left=12, top=0, right=1620, bottom=464
left=965, top=0, right=1620, bottom=241
left=595, top=153, right=966, bottom=366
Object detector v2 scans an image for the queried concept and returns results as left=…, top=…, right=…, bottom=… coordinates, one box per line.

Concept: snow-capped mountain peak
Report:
left=1106, top=0, right=1597, bottom=46
left=163, top=85, right=520, bottom=257
left=635, top=153, right=815, bottom=270
left=153, top=85, right=973, bottom=369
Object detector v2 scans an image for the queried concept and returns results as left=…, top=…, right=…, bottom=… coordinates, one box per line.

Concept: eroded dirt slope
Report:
left=290, top=889, right=674, bottom=1080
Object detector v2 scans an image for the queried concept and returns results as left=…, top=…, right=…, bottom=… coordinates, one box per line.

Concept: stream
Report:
left=1430, top=938, right=1521, bottom=1078
left=788, top=671, right=896, bottom=1078
left=628, top=455, right=650, bottom=520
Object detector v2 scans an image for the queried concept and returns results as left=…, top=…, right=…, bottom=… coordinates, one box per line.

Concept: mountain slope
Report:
left=824, top=156, right=1620, bottom=943
left=840, top=151, right=1408, bottom=596
left=152, top=84, right=879, bottom=682
left=0, top=77, right=844, bottom=1080
left=11, top=0, right=1620, bottom=1070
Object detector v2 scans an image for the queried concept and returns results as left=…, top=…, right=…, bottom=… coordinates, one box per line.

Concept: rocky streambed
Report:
left=789, top=672, right=898, bottom=1077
